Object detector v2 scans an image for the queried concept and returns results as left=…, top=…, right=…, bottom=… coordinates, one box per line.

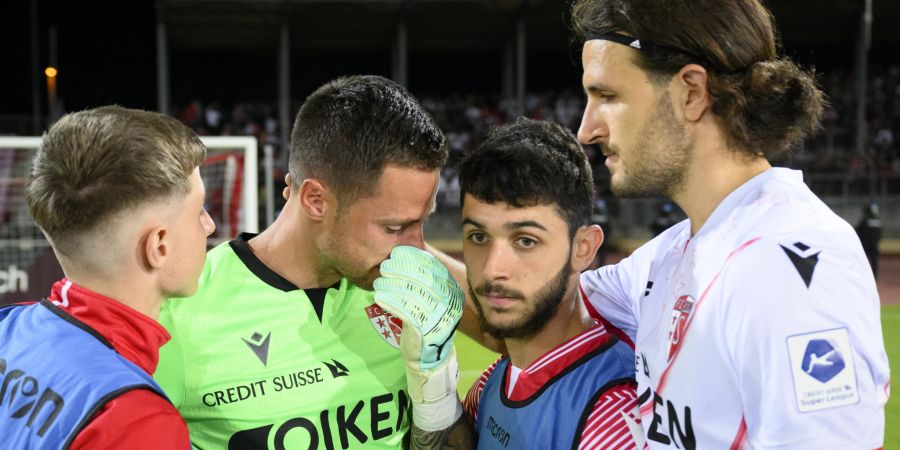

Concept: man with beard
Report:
left=459, top=118, right=641, bottom=449
left=155, top=75, right=473, bottom=449
left=573, top=0, right=890, bottom=448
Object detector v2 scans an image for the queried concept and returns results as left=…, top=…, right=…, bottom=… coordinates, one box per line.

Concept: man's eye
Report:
left=516, top=237, right=537, bottom=248
left=385, top=225, right=403, bottom=234
left=594, top=92, right=616, bottom=103
left=467, top=232, right=487, bottom=244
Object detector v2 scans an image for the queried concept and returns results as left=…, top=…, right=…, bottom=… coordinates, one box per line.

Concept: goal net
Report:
left=0, top=135, right=258, bottom=305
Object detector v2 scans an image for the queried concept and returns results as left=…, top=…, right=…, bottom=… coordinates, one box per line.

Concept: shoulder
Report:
left=70, top=389, right=189, bottom=450
left=716, top=225, right=880, bottom=358
left=578, top=381, right=641, bottom=450
left=722, top=222, right=873, bottom=306
left=462, top=357, right=505, bottom=425
left=719, top=173, right=872, bottom=307
left=161, top=240, right=258, bottom=318
left=581, top=219, right=689, bottom=286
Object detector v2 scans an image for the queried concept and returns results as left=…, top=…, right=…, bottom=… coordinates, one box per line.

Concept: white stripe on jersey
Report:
left=579, top=383, right=642, bottom=450
left=527, top=323, right=606, bottom=374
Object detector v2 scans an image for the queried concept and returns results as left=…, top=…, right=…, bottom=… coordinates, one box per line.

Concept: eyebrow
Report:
left=379, top=217, right=424, bottom=226
left=377, top=199, right=438, bottom=226
left=462, top=218, right=548, bottom=232
left=583, top=82, right=615, bottom=96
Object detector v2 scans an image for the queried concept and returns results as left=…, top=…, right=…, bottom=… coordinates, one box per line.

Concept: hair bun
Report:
left=710, top=58, right=824, bottom=158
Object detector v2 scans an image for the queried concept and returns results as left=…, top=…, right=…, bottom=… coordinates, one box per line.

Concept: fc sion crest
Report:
left=365, top=304, right=403, bottom=349
left=666, top=295, right=695, bottom=362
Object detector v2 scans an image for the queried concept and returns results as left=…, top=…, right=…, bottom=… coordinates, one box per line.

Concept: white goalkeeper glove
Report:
left=373, top=245, right=464, bottom=431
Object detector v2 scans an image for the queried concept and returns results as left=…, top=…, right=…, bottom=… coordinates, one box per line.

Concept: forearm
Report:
left=410, top=411, right=475, bottom=450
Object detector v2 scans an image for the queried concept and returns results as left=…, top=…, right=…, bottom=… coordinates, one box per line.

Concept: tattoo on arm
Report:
left=410, top=413, right=475, bottom=450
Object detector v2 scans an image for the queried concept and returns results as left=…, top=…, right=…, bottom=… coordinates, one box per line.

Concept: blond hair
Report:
left=27, top=105, right=206, bottom=256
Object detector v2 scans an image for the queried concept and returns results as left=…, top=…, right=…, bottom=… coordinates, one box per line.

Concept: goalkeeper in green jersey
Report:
left=154, top=75, right=473, bottom=449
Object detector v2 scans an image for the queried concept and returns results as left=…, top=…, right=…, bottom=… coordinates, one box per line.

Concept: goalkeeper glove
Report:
left=373, top=245, right=464, bottom=431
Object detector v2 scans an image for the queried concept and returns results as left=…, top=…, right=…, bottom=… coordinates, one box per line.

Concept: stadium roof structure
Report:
left=157, top=0, right=900, bottom=52
left=159, top=0, right=572, bottom=52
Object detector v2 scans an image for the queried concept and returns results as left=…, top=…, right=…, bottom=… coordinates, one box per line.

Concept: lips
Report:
left=600, top=146, right=618, bottom=161
left=484, top=295, right=518, bottom=309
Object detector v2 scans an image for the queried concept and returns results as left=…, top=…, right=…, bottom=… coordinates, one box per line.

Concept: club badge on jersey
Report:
left=666, top=295, right=695, bottom=362
left=365, top=304, right=403, bottom=349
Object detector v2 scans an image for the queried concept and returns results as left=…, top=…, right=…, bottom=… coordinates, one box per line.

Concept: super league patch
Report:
left=787, top=328, right=859, bottom=412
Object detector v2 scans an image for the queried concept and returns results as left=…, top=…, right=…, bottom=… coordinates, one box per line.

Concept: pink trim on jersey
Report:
left=639, top=399, right=652, bottom=419
left=580, top=285, right=635, bottom=349
left=579, top=383, right=641, bottom=450
left=729, top=417, right=747, bottom=450
left=656, top=237, right=761, bottom=395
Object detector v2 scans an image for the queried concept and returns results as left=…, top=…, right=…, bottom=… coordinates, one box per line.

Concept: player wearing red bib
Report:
left=458, top=119, right=642, bottom=449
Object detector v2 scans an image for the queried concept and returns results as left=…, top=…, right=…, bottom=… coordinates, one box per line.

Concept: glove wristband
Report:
left=406, top=347, right=462, bottom=431
left=412, top=391, right=463, bottom=432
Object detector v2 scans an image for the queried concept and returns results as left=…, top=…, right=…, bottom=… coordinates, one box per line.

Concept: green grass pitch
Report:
left=883, top=305, right=899, bottom=448
left=456, top=305, right=900, bottom=447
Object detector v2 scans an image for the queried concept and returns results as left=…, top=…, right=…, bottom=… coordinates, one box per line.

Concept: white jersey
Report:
left=581, top=168, right=890, bottom=449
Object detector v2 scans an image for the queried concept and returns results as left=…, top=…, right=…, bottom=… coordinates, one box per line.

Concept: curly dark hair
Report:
left=459, top=118, right=594, bottom=237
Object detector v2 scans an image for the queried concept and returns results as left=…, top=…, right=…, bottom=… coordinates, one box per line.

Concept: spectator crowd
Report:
left=171, top=64, right=900, bottom=202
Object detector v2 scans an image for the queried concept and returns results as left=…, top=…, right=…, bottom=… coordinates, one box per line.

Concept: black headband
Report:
left=585, top=32, right=724, bottom=72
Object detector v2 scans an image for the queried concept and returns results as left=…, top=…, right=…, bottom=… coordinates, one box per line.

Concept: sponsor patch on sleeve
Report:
left=786, top=328, right=859, bottom=412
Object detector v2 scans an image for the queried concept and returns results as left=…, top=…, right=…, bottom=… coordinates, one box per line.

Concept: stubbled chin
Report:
left=356, top=268, right=381, bottom=291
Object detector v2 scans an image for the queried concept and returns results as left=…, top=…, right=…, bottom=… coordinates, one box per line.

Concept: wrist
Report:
left=410, top=387, right=464, bottom=432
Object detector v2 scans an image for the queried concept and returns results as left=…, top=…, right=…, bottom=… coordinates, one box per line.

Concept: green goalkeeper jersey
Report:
left=155, top=234, right=410, bottom=450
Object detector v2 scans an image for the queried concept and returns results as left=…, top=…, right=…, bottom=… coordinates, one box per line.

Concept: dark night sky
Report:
left=2, top=1, right=158, bottom=116
left=2, top=0, right=898, bottom=122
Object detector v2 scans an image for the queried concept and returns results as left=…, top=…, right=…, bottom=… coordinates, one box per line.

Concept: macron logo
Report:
left=801, top=339, right=845, bottom=383
left=242, top=332, right=271, bottom=366
left=324, top=359, right=349, bottom=378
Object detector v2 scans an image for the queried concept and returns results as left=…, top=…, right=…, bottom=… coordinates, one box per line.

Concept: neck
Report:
left=63, top=270, right=163, bottom=319
left=249, top=200, right=341, bottom=289
left=673, top=137, right=771, bottom=235
left=504, top=284, right=594, bottom=369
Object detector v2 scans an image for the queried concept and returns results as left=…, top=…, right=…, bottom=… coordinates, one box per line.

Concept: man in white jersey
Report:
left=570, top=0, right=891, bottom=448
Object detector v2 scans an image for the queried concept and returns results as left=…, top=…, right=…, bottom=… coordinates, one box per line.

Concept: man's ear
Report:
left=298, top=178, right=330, bottom=221
left=571, top=224, right=604, bottom=272
left=142, top=225, right=168, bottom=271
left=676, top=63, right=711, bottom=122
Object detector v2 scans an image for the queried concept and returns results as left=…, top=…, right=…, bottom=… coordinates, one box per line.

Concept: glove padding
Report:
left=373, top=245, right=464, bottom=372
left=374, top=246, right=465, bottom=430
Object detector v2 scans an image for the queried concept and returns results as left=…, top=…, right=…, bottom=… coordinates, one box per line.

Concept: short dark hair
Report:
left=27, top=105, right=206, bottom=254
left=571, top=0, right=823, bottom=159
left=289, top=75, right=447, bottom=205
left=459, top=118, right=594, bottom=237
